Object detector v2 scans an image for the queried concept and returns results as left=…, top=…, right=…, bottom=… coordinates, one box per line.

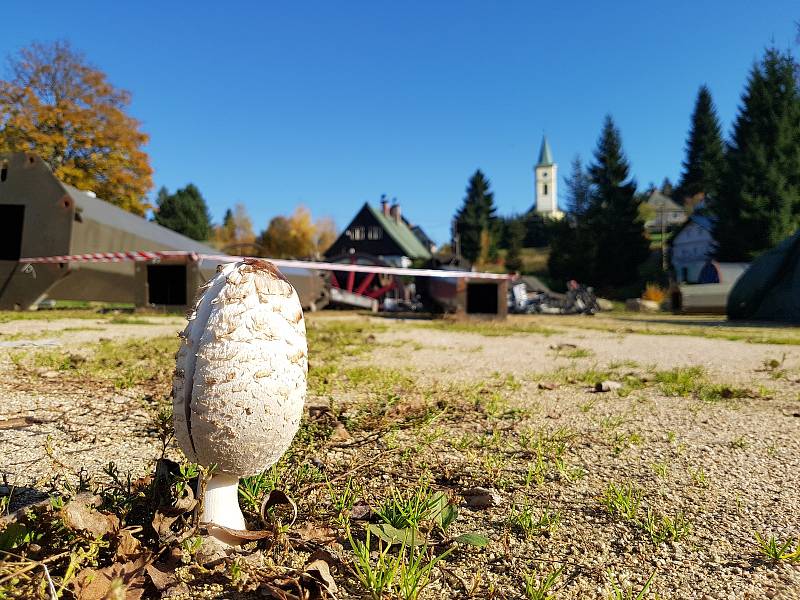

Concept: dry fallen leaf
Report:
left=71, top=557, right=148, bottom=600
left=291, top=521, right=337, bottom=545
left=303, top=557, right=338, bottom=594
left=61, top=497, right=119, bottom=538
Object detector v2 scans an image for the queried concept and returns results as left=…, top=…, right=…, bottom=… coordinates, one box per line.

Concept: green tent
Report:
left=727, top=230, right=800, bottom=322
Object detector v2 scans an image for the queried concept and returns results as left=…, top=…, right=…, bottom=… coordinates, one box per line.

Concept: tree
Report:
left=257, top=206, right=336, bottom=258
left=213, top=204, right=255, bottom=250
left=504, top=217, right=525, bottom=272
left=675, top=85, right=726, bottom=205
left=454, top=170, right=498, bottom=263
left=713, top=48, right=800, bottom=261
left=547, top=157, right=597, bottom=283
left=585, top=115, right=649, bottom=287
left=154, top=184, right=213, bottom=241
left=0, top=41, right=152, bottom=214
left=314, top=216, right=338, bottom=255
left=563, top=155, right=592, bottom=215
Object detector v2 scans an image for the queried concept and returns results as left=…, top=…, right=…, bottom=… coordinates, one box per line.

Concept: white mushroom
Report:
left=173, top=259, right=307, bottom=545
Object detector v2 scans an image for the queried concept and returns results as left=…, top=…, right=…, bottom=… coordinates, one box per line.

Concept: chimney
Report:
left=380, top=194, right=390, bottom=216
left=390, top=200, right=401, bottom=223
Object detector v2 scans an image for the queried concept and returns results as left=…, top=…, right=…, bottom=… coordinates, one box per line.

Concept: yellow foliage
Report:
left=213, top=204, right=256, bottom=251
left=0, top=41, right=152, bottom=214
left=257, top=206, right=337, bottom=259
left=642, top=283, right=666, bottom=303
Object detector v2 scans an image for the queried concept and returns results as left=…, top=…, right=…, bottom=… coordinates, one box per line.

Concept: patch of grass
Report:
left=753, top=532, right=800, bottom=562
left=415, top=320, right=559, bottom=338
left=603, top=482, right=642, bottom=522
left=642, top=509, right=692, bottom=544
left=729, top=435, right=750, bottom=450
left=688, top=466, right=709, bottom=488
left=524, top=564, right=564, bottom=600
left=655, top=366, right=752, bottom=402
left=12, top=335, right=179, bottom=389
left=564, top=347, right=593, bottom=359
left=507, top=504, right=560, bottom=539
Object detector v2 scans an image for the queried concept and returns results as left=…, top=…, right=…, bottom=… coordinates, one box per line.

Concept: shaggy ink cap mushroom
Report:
left=173, top=259, right=307, bottom=544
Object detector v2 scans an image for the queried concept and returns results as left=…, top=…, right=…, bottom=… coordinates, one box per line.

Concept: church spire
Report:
left=537, top=136, right=554, bottom=167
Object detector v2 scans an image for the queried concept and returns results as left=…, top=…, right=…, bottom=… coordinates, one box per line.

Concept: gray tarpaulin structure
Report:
left=0, top=153, right=328, bottom=310
left=727, top=230, right=800, bottom=322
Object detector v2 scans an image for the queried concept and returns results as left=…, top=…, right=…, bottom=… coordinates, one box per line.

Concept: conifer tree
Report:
left=714, top=48, right=800, bottom=261
left=585, top=116, right=649, bottom=287
left=454, top=170, right=498, bottom=262
left=676, top=85, right=726, bottom=204
left=154, top=184, right=213, bottom=241
left=504, top=217, right=525, bottom=272
left=547, top=157, right=596, bottom=282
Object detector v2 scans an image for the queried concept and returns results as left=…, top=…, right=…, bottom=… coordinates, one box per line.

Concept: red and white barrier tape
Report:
left=19, top=250, right=198, bottom=264
left=19, top=252, right=510, bottom=280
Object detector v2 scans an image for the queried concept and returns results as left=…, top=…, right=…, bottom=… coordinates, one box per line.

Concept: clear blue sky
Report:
left=2, top=1, right=797, bottom=243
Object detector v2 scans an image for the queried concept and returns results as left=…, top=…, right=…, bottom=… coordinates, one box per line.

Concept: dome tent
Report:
left=727, top=230, right=800, bottom=322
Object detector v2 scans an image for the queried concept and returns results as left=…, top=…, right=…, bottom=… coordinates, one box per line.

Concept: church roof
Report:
left=537, top=136, right=554, bottom=167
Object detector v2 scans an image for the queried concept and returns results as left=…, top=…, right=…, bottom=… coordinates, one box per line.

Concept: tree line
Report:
left=153, top=183, right=336, bottom=258
left=452, top=43, right=800, bottom=290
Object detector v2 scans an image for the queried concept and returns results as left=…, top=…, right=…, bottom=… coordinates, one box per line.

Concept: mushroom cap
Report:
left=173, top=259, right=307, bottom=477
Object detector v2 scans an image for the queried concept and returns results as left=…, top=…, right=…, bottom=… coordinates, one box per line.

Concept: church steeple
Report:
left=537, top=136, right=554, bottom=167
left=534, top=136, right=561, bottom=218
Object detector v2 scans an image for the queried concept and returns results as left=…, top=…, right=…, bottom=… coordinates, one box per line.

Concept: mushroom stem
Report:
left=201, top=473, right=246, bottom=545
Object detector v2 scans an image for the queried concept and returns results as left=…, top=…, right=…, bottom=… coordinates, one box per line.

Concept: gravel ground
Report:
left=1, top=312, right=799, bottom=599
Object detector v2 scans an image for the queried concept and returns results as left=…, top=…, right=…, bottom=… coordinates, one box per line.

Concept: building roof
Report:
left=64, top=184, right=219, bottom=254
left=536, top=136, right=554, bottom=167
left=646, top=190, right=684, bottom=212
left=365, top=203, right=432, bottom=259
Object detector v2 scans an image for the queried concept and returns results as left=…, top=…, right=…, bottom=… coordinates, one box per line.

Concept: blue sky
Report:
left=1, top=1, right=797, bottom=243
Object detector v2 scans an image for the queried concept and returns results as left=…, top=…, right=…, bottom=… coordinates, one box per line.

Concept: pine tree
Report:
left=585, top=116, right=649, bottom=287
left=547, top=157, right=596, bottom=283
left=504, top=217, right=525, bottom=272
left=154, top=184, right=213, bottom=241
left=454, top=170, right=498, bottom=263
left=676, top=85, right=726, bottom=204
left=564, top=156, right=592, bottom=215
left=714, top=48, right=800, bottom=261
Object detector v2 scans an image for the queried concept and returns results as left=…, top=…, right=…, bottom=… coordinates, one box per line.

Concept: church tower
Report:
left=534, top=136, right=561, bottom=218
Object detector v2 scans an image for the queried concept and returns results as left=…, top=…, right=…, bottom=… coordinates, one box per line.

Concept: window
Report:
left=346, top=226, right=365, bottom=241
left=543, top=184, right=548, bottom=196
left=367, top=226, right=383, bottom=240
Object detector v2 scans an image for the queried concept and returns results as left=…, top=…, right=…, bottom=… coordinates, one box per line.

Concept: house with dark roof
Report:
left=324, top=198, right=433, bottom=267
left=645, top=190, right=686, bottom=232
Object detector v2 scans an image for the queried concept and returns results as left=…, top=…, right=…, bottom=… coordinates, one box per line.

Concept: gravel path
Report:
left=1, top=313, right=799, bottom=598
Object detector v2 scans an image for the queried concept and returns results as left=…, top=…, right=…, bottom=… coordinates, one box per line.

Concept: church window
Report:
left=544, top=184, right=548, bottom=195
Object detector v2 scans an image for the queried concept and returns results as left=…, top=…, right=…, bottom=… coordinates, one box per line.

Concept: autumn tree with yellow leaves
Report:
left=0, top=41, right=152, bottom=214
left=256, top=206, right=337, bottom=258
left=212, top=204, right=257, bottom=251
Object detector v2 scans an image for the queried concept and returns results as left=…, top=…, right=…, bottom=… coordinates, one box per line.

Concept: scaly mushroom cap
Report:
left=173, top=259, right=307, bottom=477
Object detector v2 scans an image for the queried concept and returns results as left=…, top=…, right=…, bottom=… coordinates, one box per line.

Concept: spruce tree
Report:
left=547, top=157, right=596, bottom=283
left=676, top=85, right=726, bottom=204
left=585, top=116, right=649, bottom=287
left=154, top=184, right=213, bottom=241
left=504, top=217, right=525, bottom=272
left=454, top=170, right=498, bottom=263
left=714, top=48, right=800, bottom=261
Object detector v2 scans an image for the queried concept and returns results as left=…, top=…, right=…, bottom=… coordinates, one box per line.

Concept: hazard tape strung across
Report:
left=19, top=250, right=198, bottom=264
left=19, top=251, right=510, bottom=280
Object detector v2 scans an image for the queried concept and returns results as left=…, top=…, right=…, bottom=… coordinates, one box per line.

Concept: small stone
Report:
left=462, top=486, right=502, bottom=509
left=594, top=380, right=622, bottom=393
